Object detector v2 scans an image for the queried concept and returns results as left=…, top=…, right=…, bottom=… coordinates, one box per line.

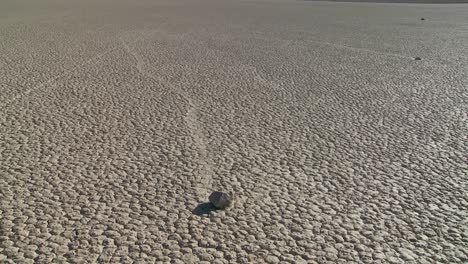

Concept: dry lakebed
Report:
left=0, top=0, right=467, bottom=263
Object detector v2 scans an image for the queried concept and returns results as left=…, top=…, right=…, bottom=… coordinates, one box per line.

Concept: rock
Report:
left=421, top=18, right=425, bottom=20
left=209, top=191, right=233, bottom=209
left=414, top=57, right=422, bottom=61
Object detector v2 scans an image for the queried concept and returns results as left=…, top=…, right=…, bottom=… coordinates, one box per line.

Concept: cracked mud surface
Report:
left=1, top=0, right=467, bottom=263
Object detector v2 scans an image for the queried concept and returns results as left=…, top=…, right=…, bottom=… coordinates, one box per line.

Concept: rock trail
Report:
left=120, top=35, right=214, bottom=199
left=0, top=46, right=118, bottom=111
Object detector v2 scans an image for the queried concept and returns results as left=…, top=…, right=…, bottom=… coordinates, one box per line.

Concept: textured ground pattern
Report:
left=1, top=0, right=467, bottom=263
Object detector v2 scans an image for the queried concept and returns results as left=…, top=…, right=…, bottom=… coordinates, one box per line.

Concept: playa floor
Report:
left=1, top=0, right=467, bottom=263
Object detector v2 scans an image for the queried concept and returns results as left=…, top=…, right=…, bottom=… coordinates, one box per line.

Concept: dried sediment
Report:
left=0, top=0, right=466, bottom=263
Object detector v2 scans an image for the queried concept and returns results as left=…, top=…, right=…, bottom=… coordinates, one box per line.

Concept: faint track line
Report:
left=0, top=46, right=117, bottom=111
left=202, top=31, right=409, bottom=129
left=433, top=27, right=460, bottom=60
left=305, top=39, right=414, bottom=60
left=120, top=35, right=214, bottom=200
left=248, top=29, right=414, bottom=60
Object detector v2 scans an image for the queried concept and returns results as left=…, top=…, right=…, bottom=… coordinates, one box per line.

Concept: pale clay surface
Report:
left=0, top=0, right=467, bottom=263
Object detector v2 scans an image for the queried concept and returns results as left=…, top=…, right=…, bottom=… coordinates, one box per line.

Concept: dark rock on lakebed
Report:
left=209, top=191, right=233, bottom=209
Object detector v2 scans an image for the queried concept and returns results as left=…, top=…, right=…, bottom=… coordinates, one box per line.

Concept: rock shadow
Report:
left=192, top=202, right=216, bottom=216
